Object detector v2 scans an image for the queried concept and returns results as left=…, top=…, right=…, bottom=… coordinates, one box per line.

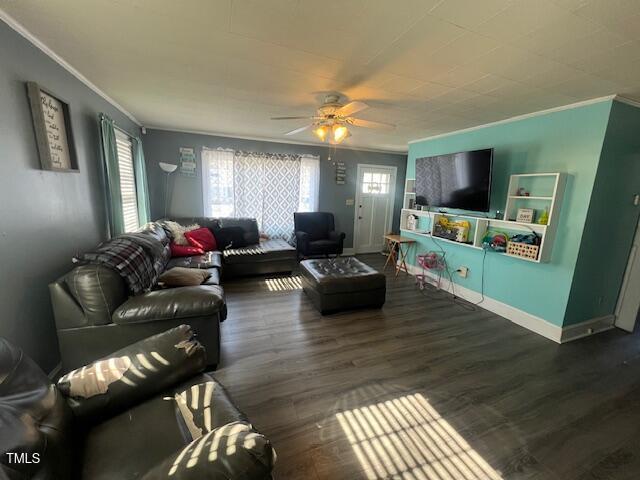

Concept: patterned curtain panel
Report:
left=201, top=148, right=320, bottom=241
left=234, top=152, right=301, bottom=240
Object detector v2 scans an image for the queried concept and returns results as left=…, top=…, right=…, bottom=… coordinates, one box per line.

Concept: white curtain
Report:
left=299, top=155, right=320, bottom=212
left=201, top=148, right=320, bottom=240
left=201, top=148, right=235, bottom=217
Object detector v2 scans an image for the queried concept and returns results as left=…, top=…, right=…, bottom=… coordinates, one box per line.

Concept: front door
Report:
left=354, top=165, right=396, bottom=254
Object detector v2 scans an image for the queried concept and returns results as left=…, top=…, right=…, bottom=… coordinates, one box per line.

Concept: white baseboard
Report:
left=406, top=264, right=563, bottom=342
left=560, top=315, right=615, bottom=343
left=405, top=265, right=615, bottom=344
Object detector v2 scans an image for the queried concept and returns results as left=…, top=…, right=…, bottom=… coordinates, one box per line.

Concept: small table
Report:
left=383, top=235, right=416, bottom=277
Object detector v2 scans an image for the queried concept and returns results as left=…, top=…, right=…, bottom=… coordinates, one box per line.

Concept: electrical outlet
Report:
left=458, top=266, right=468, bottom=278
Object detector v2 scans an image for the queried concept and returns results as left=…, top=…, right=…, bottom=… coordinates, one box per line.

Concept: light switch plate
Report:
left=345, top=198, right=355, bottom=206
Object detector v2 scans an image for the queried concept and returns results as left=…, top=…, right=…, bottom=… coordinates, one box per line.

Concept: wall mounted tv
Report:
left=414, top=148, right=493, bottom=212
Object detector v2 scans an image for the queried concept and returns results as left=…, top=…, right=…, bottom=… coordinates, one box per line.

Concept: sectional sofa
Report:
left=49, top=217, right=297, bottom=371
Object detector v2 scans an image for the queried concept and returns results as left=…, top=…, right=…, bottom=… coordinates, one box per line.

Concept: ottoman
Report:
left=300, top=257, right=386, bottom=314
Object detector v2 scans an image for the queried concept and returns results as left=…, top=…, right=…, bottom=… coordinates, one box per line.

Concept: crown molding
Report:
left=0, top=9, right=141, bottom=126
left=144, top=126, right=409, bottom=155
left=614, top=95, right=640, bottom=108
left=408, top=95, right=626, bottom=145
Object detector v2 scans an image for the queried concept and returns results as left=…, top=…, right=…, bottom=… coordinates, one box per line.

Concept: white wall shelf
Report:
left=400, top=173, right=566, bottom=263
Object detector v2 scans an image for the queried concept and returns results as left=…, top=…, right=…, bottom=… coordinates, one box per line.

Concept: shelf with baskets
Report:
left=400, top=173, right=566, bottom=263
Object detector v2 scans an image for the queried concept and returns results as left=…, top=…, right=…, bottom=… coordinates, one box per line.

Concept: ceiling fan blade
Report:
left=336, top=101, right=368, bottom=117
left=348, top=118, right=396, bottom=130
left=271, top=116, right=319, bottom=120
left=285, top=124, right=312, bottom=136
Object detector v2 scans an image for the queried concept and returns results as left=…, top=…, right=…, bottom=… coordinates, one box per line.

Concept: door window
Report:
left=362, top=172, right=391, bottom=194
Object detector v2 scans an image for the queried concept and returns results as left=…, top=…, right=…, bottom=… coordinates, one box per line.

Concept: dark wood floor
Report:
left=214, top=254, right=640, bottom=480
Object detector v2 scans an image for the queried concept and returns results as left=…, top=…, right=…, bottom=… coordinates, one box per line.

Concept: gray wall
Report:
left=143, top=129, right=407, bottom=248
left=0, top=21, right=139, bottom=372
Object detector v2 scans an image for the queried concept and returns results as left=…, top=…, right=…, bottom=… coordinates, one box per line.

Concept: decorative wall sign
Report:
left=335, top=161, right=346, bottom=185
left=27, top=82, right=78, bottom=172
left=179, top=147, right=197, bottom=177
left=516, top=208, right=535, bottom=223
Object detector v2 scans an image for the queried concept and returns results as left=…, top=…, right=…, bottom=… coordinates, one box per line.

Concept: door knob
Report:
left=358, top=216, right=363, bottom=220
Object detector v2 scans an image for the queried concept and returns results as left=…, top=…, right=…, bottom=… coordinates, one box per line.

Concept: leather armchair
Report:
left=294, top=212, right=346, bottom=258
left=0, top=326, right=276, bottom=480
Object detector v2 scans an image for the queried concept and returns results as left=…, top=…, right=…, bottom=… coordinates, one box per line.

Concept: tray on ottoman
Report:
left=300, top=257, right=386, bottom=314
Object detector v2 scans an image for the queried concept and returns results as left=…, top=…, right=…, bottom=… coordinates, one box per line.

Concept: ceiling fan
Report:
left=271, top=94, right=395, bottom=144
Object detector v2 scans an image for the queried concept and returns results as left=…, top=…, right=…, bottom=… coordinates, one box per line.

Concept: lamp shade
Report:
left=159, top=162, right=178, bottom=173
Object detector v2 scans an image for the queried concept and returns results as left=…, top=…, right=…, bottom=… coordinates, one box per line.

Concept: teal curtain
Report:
left=100, top=114, right=125, bottom=236
left=133, top=137, right=151, bottom=226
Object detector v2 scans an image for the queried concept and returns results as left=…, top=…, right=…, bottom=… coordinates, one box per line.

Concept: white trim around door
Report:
left=353, top=164, right=397, bottom=254
left=615, top=213, right=640, bottom=332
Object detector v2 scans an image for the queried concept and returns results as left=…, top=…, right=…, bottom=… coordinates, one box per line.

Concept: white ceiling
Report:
left=2, top=0, right=640, bottom=152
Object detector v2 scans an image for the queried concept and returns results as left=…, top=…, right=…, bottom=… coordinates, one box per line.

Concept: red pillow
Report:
left=184, top=227, right=217, bottom=252
left=170, top=242, right=204, bottom=257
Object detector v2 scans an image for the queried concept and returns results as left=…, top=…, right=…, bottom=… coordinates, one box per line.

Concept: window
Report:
left=202, top=148, right=320, bottom=239
left=299, top=155, right=320, bottom=212
left=362, top=171, right=391, bottom=194
left=115, top=130, right=139, bottom=232
left=202, top=149, right=235, bottom=217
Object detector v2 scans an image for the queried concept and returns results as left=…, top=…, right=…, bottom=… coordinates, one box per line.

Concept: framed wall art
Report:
left=27, top=81, right=79, bottom=172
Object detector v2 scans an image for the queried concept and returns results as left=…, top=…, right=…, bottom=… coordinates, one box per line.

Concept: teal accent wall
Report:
left=565, top=101, right=640, bottom=325
left=407, top=101, right=613, bottom=327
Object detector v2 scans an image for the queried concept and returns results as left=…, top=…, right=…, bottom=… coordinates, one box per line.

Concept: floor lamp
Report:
left=159, top=162, right=178, bottom=218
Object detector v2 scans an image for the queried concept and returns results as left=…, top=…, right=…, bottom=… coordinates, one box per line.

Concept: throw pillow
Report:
left=170, top=243, right=205, bottom=257
left=213, top=226, right=246, bottom=250
left=158, top=267, right=210, bottom=287
left=184, top=227, right=217, bottom=252
left=164, top=221, right=200, bottom=246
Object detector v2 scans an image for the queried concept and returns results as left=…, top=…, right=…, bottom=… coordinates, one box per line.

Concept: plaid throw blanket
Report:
left=120, top=232, right=169, bottom=279
left=80, top=237, right=158, bottom=295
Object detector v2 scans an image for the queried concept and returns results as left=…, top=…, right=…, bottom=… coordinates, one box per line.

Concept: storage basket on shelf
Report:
left=506, top=241, right=539, bottom=260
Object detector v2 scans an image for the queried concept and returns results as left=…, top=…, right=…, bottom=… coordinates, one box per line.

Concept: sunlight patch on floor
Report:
left=265, top=275, right=302, bottom=292
left=337, top=393, right=503, bottom=480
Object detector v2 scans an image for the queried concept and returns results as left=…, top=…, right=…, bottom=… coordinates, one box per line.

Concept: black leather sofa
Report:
left=50, top=217, right=297, bottom=372
left=0, top=326, right=276, bottom=480
left=49, top=223, right=226, bottom=371
left=170, top=217, right=297, bottom=278
left=294, top=212, right=346, bottom=258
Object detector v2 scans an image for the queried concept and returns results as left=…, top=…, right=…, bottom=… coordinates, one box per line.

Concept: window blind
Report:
left=115, top=130, right=139, bottom=233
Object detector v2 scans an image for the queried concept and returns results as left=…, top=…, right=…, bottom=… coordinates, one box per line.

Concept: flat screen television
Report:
left=414, top=148, right=493, bottom=212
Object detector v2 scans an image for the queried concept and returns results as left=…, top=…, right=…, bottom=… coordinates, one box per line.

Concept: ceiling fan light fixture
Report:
left=332, top=124, right=349, bottom=143
left=313, top=125, right=329, bottom=141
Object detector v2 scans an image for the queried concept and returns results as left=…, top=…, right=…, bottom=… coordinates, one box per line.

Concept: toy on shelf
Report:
left=537, top=208, right=549, bottom=225
left=482, top=232, right=508, bottom=252
left=415, top=252, right=446, bottom=290
left=432, top=217, right=470, bottom=243
left=406, top=214, right=418, bottom=231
